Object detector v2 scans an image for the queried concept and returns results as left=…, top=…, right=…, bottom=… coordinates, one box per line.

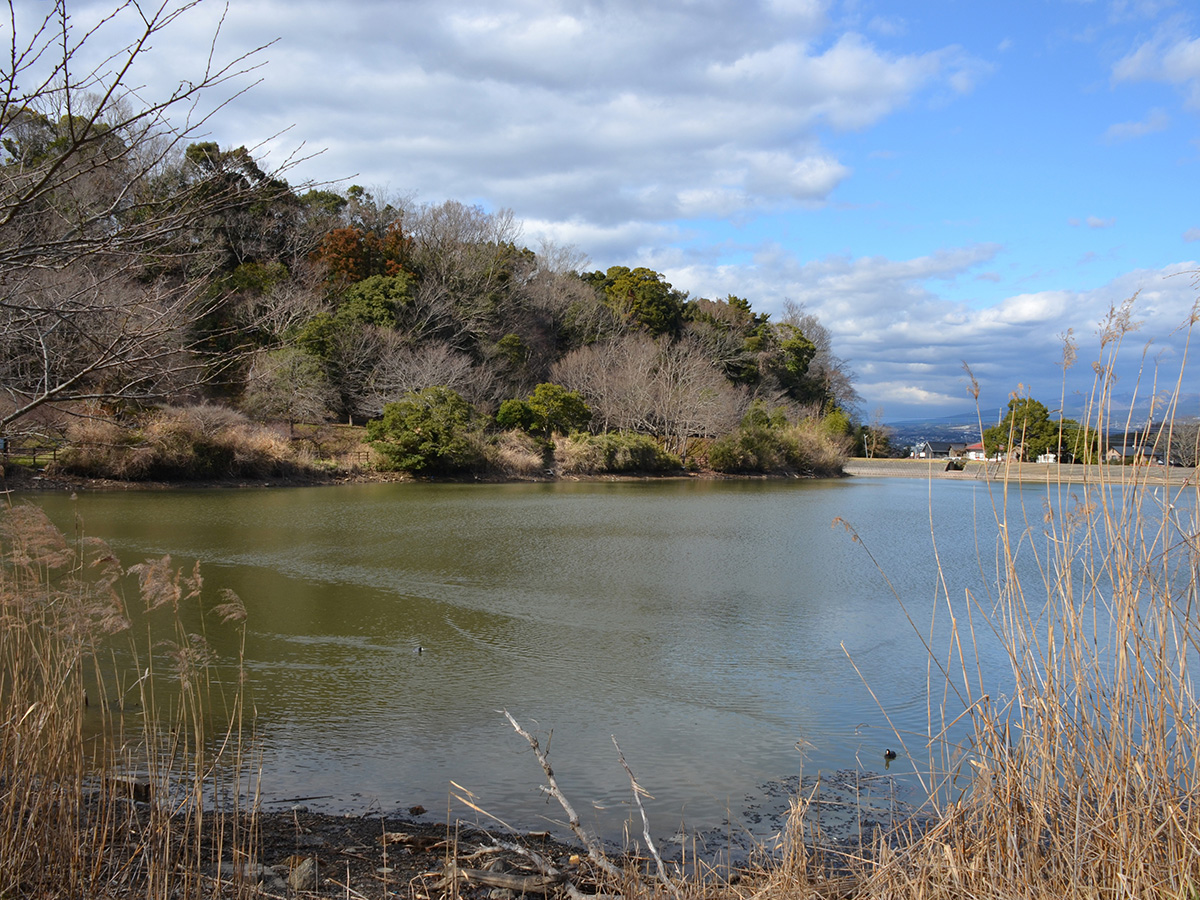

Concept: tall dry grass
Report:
left=0, top=503, right=258, bottom=899
left=56, top=404, right=313, bottom=481
left=757, top=298, right=1200, bottom=899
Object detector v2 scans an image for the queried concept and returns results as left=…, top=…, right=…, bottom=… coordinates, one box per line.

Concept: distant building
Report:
left=965, top=441, right=986, bottom=460
left=1105, top=444, right=1164, bottom=465
left=912, top=440, right=968, bottom=459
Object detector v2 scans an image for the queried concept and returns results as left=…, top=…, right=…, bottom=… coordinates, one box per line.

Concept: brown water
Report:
left=26, top=477, right=1032, bottom=848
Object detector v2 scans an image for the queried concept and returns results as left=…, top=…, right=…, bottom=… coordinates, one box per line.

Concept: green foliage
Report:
left=983, top=396, right=1080, bottom=461
left=496, top=398, right=539, bottom=433
left=708, top=402, right=792, bottom=473
left=497, top=383, right=592, bottom=439
left=367, top=386, right=485, bottom=474
left=295, top=312, right=339, bottom=361
left=756, top=322, right=820, bottom=402
left=587, top=266, right=685, bottom=336
left=496, top=333, right=529, bottom=368
left=337, top=272, right=413, bottom=327
left=221, top=261, right=290, bottom=296
left=707, top=402, right=847, bottom=475
left=821, top=405, right=852, bottom=438
left=300, top=189, right=349, bottom=217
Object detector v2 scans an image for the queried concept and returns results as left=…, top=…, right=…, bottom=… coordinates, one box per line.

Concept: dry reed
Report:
left=755, top=297, right=1200, bottom=899
left=0, top=503, right=259, bottom=898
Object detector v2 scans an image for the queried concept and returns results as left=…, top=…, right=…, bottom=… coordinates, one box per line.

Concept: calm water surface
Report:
left=26, top=477, right=1054, bottom=843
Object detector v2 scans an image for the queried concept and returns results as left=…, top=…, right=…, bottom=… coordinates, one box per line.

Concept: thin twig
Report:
left=612, top=735, right=680, bottom=898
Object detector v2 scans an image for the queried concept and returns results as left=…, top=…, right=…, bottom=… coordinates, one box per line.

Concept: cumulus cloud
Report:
left=47, top=0, right=982, bottom=235
left=661, top=241, right=1198, bottom=419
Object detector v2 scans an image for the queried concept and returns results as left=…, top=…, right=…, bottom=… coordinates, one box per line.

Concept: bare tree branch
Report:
left=0, top=1, right=302, bottom=435
left=501, top=709, right=625, bottom=881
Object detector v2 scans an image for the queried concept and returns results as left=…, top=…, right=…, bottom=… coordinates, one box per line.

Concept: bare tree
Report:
left=0, top=0, right=294, bottom=435
left=348, top=331, right=493, bottom=419
left=237, top=262, right=328, bottom=342
left=652, top=336, right=747, bottom=459
left=1163, top=421, right=1199, bottom=467
left=553, top=335, right=658, bottom=433
left=553, top=333, right=745, bottom=455
left=242, top=347, right=337, bottom=435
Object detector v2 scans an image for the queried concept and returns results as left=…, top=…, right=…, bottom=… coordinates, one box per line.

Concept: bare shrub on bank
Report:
left=56, top=405, right=312, bottom=480
left=487, top=429, right=547, bottom=478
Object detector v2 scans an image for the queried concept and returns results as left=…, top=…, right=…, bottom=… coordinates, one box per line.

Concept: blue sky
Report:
left=42, top=0, right=1200, bottom=420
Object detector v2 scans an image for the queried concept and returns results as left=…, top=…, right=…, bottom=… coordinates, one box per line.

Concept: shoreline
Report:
left=843, top=457, right=1198, bottom=486
left=6, top=457, right=1196, bottom=493
left=0, top=462, right=828, bottom=493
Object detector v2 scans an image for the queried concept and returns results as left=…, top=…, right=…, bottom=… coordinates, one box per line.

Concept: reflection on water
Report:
left=26, top=477, right=1059, bottom=843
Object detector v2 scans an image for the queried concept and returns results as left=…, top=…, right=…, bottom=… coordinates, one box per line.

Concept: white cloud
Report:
left=1104, top=107, right=1170, bottom=140
left=1114, top=32, right=1200, bottom=107
left=1087, top=216, right=1117, bottom=228
left=1185, top=227, right=1200, bottom=242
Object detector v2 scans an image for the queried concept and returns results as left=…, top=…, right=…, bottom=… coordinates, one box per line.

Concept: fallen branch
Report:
left=502, top=709, right=624, bottom=880
left=488, top=837, right=622, bottom=900
left=443, top=862, right=564, bottom=891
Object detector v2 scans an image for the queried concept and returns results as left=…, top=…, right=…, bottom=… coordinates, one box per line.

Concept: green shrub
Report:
left=707, top=403, right=847, bottom=475
left=496, top=383, right=592, bottom=440
left=367, top=386, right=486, bottom=475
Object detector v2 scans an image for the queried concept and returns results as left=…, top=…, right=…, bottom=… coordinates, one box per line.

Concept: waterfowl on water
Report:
left=884, top=748, right=898, bottom=761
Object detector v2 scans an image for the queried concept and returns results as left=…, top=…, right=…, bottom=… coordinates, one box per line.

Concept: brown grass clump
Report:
left=0, top=503, right=258, bottom=898
left=554, top=430, right=682, bottom=475
left=789, top=415, right=852, bottom=476
left=747, top=297, right=1200, bottom=899
left=488, top=429, right=548, bottom=477
left=56, top=404, right=315, bottom=481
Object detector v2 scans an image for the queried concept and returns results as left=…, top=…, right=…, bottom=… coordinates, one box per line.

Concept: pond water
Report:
left=24, top=476, right=1060, bottom=848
